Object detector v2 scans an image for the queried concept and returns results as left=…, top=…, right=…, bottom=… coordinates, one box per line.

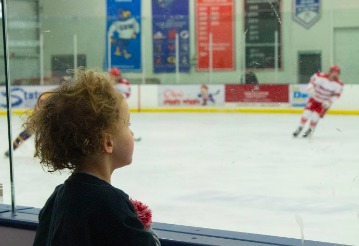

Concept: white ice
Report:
left=1, top=113, right=359, bottom=245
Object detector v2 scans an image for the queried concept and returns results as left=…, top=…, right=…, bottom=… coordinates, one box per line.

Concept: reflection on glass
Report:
left=0, top=0, right=358, bottom=245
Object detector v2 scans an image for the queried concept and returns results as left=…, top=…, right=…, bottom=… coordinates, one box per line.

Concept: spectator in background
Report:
left=241, top=64, right=258, bottom=85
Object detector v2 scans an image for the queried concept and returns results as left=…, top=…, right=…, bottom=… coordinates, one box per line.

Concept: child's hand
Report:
left=130, top=198, right=152, bottom=228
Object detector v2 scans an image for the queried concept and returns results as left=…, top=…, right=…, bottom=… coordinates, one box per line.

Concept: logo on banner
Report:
left=198, top=85, right=220, bottom=106
left=291, top=85, right=309, bottom=107
left=108, top=8, right=140, bottom=59
left=292, top=0, right=321, bottom=29
left=154, top=0, right=175, bottom=8
left=160, top=85, right=224, bottom=107
left=0, top=87, right=40, bottom=108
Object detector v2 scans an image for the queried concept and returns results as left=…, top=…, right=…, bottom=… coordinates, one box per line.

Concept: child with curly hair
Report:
left=27, top=69, right=160, bottom=246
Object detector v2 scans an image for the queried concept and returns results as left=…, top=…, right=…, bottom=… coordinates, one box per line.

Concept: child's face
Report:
left=111, top=99, right=134, bottom=169
left=201, top=88, right=208, bottom=95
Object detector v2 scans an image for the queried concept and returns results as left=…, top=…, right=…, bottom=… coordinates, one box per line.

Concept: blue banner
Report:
left=106, top=0, right=141, bottom=72
left=152, top=0, right=190, bottom=73
left=293, top=0, right=321, bottom=29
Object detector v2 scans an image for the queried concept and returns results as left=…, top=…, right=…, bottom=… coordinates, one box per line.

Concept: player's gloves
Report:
left=308, top=89, right=315, bottom=98
left=322, top=100, right=332, bottom=109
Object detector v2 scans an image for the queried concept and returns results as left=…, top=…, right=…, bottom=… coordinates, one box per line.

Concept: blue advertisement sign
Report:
left=152, top=0, right=190, bottom=73
left=290, top=85, right=309, bottom=107
left=0, top=86, right=57, bottom=109
left=106, top=0, right=141, bottom=72
left=292, top=0, right=321, bottom=29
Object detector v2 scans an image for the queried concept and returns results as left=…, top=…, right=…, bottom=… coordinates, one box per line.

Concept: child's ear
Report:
left=102, top=133, right=114, bottom=154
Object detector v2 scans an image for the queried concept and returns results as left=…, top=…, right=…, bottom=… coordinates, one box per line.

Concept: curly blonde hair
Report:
left=25, top=69, right=124, bottom=172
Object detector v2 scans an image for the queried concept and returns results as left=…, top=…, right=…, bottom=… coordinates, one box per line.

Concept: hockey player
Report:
left=293, top=65, right=343, bottom=137
left=110, top=68, right=141, bottom=141
left=4, top=131, right=32, bottom=157
left=110, top=68, right=131, bottom=99
left=108, top=8, right=140, bottom=58
left=4, top=74, right=72, bottom=158
left=4, top=91, right=51, bottom=157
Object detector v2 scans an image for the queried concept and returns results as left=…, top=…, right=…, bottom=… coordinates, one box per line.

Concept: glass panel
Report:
left=0, top=0, right=10, bottom=207
left=2, top=0, right=359, bottom=245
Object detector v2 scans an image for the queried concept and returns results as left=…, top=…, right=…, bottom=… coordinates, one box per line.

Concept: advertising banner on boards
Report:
left=225, top=84, right=289, bottom=103
left=0, top=85, right=132, bottom=109
left=0, top=86, right=57, bottom=109
left=158, top=85, right=225, bottom=107
left=290, top=84, right=309, bottom=107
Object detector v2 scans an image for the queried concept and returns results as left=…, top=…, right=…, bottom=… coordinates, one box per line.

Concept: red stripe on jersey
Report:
left=318, top=85, right=332, bottom=93
left=316, top=72, right=329, bottom=79
left=316, top=72, right=344, bottom=86
left=315, top=88, right=331, bottom=97
left=119, top=79, right=130, bottom=85
left=314, top=94, right=330, bottom=102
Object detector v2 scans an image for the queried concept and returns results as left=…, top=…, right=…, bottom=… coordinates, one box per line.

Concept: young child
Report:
left=27, top=69, right=160, bottom=246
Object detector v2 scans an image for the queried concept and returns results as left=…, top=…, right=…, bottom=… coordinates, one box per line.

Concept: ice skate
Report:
left=293, top=127, right=303, bottom=137
left=302, top=128, right=313, bottom=138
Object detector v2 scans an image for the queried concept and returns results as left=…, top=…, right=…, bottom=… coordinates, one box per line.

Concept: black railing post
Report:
left=1, top=0, right=16, bottom=212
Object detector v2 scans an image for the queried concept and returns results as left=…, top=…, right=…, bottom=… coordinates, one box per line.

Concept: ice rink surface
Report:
left=1, top=113, right=359, bottom=245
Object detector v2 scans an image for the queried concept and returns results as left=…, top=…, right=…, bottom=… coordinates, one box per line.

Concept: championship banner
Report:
left=225, top=85, right=289, bottom=103
left=196, top=0, right=235, bottom=71
left=106, top=0, right=142, bottom=72
left=152, top=0, right=190, bottom=73
left=244, top=0, right=282, bottom=69
left=290, top=84, right=309, bottom=107
left=158, top=85, right=225, bottom=107
left=293, top=0, right=321, bottom=29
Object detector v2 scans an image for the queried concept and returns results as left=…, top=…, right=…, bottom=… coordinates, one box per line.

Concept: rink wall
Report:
left=0, top=84, right=358, bottom=115
left=0, top=204, right=345, bottom=246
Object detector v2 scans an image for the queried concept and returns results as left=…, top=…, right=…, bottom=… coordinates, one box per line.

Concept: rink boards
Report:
left=0, top=84, right=358, bottom=115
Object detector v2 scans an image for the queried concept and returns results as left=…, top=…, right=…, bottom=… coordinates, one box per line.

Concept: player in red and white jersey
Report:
left=293, top=65, right=343, bottom=137
left=110, top=68, right=131, bottom=99
left=109, top=68, right=141, bottom=141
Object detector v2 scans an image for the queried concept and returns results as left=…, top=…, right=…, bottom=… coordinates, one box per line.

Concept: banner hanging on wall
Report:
left=244, top=0, right=282, bottom=69
left=106, top=0, right=142, bottom=72
left=158, top=85, right=225, bottom=107
left=152, top=0, right=190, bottom=73
left=292, top=0, right=321, bottom=29
left=196, top=0, right=235, bottom=71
